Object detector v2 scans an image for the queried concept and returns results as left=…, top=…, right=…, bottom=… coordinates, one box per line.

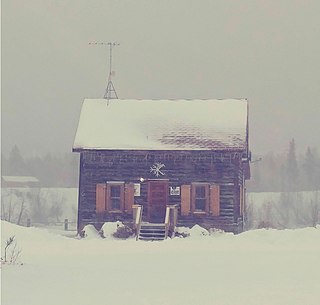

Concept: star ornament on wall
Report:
left=150, top=162, right=165, bottom=177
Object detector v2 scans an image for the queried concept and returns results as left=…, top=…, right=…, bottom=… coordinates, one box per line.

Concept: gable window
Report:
left=191, top=183, right=209, bottom=213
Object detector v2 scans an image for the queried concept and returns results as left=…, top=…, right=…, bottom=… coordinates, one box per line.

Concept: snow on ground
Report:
left=1, top=187, right=78, bottom=226
left=247, top=191, right=320, bottom=229
left=2, top=221, right=320, bottom=305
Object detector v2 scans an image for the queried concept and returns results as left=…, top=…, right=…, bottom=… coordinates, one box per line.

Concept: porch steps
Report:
left=138, top=223, right=166, bottom=241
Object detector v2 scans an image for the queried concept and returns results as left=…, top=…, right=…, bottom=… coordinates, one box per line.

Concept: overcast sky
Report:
left=2, top=0, right=320, bottom=157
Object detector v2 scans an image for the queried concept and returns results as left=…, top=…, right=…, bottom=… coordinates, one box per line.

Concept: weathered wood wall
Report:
left=77, top=150, right=247, bottom=233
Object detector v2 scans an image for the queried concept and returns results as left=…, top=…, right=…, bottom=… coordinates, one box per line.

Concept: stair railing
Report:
left=164, top=205, right=179, bottom=239
left=132, top=204, right=143, bottom=240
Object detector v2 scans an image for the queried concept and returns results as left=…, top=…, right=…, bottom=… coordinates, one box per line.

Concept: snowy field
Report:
left=2, top=187, right=319, bottom=230
left=2, top=220, right=320, bottom=305
left=1, top=187, right=78, bottom=227
left=247, top=191, right=320, bottom=229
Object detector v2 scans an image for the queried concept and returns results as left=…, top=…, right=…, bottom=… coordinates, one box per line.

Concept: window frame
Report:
left=191, top=183, right=210, bottom=214
left=106, top=181, right=125, bottom=212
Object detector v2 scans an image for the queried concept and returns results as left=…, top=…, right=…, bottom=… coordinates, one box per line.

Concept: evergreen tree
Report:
left=285, top=139, right=299, bottom=191
left=303, top=147, right=319, bottom=190
left=7, top=145, right=28, bottom=175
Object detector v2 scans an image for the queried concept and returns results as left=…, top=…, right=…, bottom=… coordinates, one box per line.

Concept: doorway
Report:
left=147, top=180, right=168, bottom=222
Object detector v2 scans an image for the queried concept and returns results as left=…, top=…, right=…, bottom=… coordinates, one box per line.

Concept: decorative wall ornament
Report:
left=150, top=162, right=165, bottom=177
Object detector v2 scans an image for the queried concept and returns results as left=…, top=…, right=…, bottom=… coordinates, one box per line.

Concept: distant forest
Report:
left=247, top=139, right=320, bottom=192
left=2, top=139, right=320, bottom=191
left=1, top=145, right=79, bottom=187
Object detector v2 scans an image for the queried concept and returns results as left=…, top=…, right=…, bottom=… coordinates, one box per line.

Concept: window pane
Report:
left=195, top=199, right=206, bottom=211
left=111, top=198, right=121, bottom=210
left=111, top=185, right=121, bottom=198
left=195, top=186, right=206, bottom=198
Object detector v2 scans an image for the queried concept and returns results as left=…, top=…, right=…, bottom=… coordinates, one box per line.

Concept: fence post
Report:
left=27, top=219, right=31, bottom=227
left=64, top=219, right=68, bottom=231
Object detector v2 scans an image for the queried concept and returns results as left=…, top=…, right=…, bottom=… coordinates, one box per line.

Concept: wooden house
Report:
left=73, top=99, right=250, bottom=235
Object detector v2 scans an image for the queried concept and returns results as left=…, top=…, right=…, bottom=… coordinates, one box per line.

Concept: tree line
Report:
left=247, top=139, right=320, bottom=192
left=2, top=140, right=320, bottom=191
left=1, top=145, right=79, bottom=187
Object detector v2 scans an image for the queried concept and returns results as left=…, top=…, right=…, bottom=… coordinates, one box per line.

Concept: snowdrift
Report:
left=2, top=221, right=320, bottom=305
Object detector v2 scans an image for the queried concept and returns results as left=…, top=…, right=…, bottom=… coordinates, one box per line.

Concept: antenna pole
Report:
left=89, top=41, right=120, bottom=100
left=109, top=43, right=112, bottom=79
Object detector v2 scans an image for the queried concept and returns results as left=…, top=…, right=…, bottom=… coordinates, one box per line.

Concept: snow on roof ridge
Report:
left=73, top=98, right=248, bottom=151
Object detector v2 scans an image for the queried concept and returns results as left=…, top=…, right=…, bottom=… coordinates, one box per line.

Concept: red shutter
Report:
left=210, top=184, right=220, bottom=216
left=96, top=184, right=106, bottom=214
left=124, top=183, right=135, bottom=213
left=181, top=185, right=191, bottom=216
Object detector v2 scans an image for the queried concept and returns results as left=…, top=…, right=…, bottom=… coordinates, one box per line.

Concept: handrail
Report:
left=165, top=206, right=171, bottom=225
left=164, top=206, right=171, bottom=239
left=132, top=204, right=143, bottom=240
left=164, top=205, right=179, bottom=239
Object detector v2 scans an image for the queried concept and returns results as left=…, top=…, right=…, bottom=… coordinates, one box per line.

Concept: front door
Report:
left=147, top=180, right=168, bottom=222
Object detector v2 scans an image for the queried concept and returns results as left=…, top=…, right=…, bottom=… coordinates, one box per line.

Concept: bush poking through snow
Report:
left=175, top=226, right=191, bottom=238
left=112, top=225, right=133, bottom=239
left=1, top=235, right=22, bottom=265
left=257, top=220, right=274, bottom=229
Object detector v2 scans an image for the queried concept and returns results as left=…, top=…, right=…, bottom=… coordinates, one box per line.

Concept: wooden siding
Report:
left=77, top=150, right=247, bottom=233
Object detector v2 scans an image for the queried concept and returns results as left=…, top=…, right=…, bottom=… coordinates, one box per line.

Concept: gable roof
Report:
left=73, top=99, right=248, bottom=151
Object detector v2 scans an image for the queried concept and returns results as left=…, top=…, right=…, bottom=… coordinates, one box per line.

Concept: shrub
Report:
left=1, top=236, right=22, bottom=265
left=112, top=225, right=133, bottom=239
left=257, top=220, right=274, bottom=229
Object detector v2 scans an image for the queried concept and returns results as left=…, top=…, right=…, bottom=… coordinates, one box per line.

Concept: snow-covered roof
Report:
left=73, top=99, right=248, bottom=151
left=2, top=176, right=39, bottom=183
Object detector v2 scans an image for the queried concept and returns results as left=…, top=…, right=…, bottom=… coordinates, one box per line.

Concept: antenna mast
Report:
left=89, top=41, right=120, bottom=100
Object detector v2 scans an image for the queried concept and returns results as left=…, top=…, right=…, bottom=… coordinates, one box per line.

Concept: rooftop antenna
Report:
left=89, top=41, right=120, bottom=101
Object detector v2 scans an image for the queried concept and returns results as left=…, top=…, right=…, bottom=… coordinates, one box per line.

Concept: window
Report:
left=195, top=185, right=206, bottom=211
left=191, top=183, right=209, bottom=213
left=107, top=182, right=124, bottom=211
left=110, top=185, right=121, bottom=210
left=96, top=182, right=135, bottom=215
left=181, top=183, right=220, bottom=216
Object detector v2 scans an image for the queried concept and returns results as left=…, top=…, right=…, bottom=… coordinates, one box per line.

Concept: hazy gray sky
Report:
left=2, top=0, right=320, bottom=157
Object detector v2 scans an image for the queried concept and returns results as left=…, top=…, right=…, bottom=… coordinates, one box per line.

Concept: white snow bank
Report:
left=82, top=224, right=101, bottom=239
left=100, top=221, right=123, bottom=238
left=2, top=220, right=320, bottom=305
left=189, top=224, right=210, bottom=237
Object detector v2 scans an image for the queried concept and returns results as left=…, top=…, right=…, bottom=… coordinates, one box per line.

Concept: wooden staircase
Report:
left=137, top=223, right=167, bottom=241
left=133, top=204, right=178, bottom=241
